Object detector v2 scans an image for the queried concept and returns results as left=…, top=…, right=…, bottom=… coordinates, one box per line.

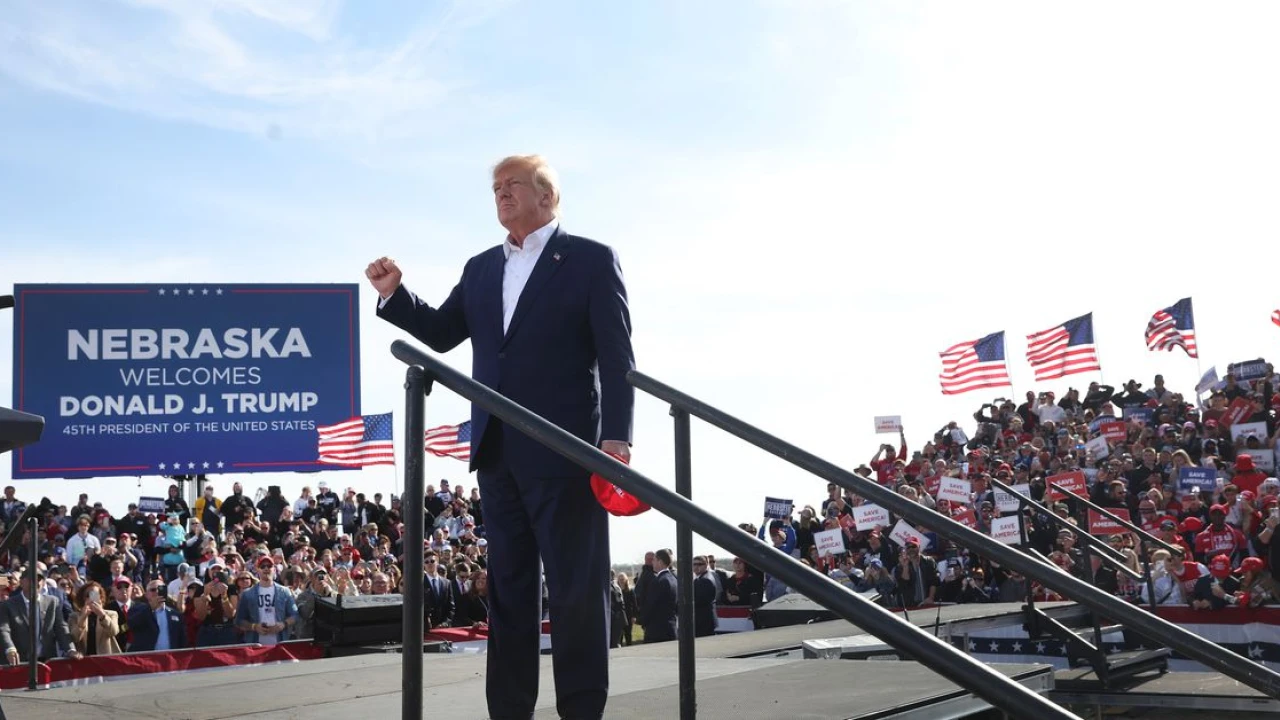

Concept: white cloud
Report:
left=0, top=0, right=509, bottom=142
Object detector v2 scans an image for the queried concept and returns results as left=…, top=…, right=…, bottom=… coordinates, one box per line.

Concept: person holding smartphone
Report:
left=70, top=581, right=120, bottom=656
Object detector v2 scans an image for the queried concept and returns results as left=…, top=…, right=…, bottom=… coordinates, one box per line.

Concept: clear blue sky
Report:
left=3, top=1, right=1280, bottom=561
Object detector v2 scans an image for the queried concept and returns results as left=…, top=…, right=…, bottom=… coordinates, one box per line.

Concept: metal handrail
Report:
left=391, top=341, right=1073, bottom=720
left=625, top=369, right=1280, bottom=700
left=987, top=478, right=1143, bottom=580
left=1049, top=484, right=1186, bottom=559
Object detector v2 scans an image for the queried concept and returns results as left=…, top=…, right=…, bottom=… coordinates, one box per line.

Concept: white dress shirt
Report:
left=500, top=219, right=557, bottom=333
left=377, top=219, right=559, bottom=335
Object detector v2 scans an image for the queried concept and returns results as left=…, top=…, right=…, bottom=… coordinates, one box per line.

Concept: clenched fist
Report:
left=365, top=257, right=403, bottom=300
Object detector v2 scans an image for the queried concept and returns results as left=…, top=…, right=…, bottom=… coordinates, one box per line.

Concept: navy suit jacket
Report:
left=126, top=602, right=187, bottom=652
left=378, top=226, right=635, bottom=477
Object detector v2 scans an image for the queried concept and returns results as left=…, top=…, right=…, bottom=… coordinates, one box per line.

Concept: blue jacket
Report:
left=233, top=583, right=299, bottom=643
left=126, top=601, right=187, bottom=652
left=377, top=226, right=635, bottom=477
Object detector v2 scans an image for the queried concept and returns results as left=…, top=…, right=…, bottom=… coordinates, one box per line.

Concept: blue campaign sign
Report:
left=12, top=284, right=361, bottom=479
left=1179, top=467, right=1215, bottom=492
left=1122, top=406, right=1154, bottom=425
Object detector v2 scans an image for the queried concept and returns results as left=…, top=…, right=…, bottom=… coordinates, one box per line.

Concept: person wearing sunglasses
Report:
left=125, top=580, right=186, bottom=652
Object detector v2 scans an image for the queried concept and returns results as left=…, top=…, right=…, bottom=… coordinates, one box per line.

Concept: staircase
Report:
left=1025, top=605, right=1170, bottom=688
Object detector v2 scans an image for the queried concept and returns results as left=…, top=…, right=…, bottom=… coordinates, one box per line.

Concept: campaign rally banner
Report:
left=936, top=477, right=972, bottom=504
left=1232, top=421, right=1269, bottom=443
left=1229, top=359, right=1270, bottom=383
left=888, top=519, right=930, bottom=549
left=1087, top=508, right=1132, bottom=536
left=1100, top=421, right=1127, bottom=442
left=1178, top=467, right=1216, bottom=492
left=1045, top=471, right=1088, bottom=503
left=994, top=483, right=1031, bottom=513
left=814, top=528, right=846, bottom=557
left=1122, top=406, right=1153, bottom=425
left=1085, top=435, right=1110, bottom=459
left=137, top=497, right=166, bottom=514
left=1246, top=449, right=1276, bottom=473
left=763, top=497, right=793, bottom=520
left=873, top=415, right=902, bottom=434
left=11, top=284, right=361, bottom=479
left=853, top=503, right=890, bottom=531
left=951, top=506, right=978, bottom=529
left=990, top=515, right=1022, bottom=545
left=1088, top=415, right=1117, bottom=434
left=924, top=475, right=942, bottom=498
left=1221, top=397, right=1253, bottom=427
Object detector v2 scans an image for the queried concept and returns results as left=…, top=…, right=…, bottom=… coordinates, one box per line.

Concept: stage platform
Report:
left=0, top=652, right=1053, bottom=720
left=616, top=600, right=1075, bottom=660
left=4, top=601, right=1277, bottom=718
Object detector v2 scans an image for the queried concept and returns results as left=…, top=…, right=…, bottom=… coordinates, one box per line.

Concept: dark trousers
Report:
left=477, top=442, right=610, bottom=720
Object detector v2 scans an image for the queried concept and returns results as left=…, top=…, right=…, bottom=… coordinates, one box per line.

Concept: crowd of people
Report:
left=3, top=366, right=1279, bottom=661
left=0, top=478, right=492, bottom=662
left=622, top=366, right=1280, bottom=641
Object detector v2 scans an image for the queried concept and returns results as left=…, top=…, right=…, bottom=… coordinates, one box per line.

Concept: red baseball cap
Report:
left=1209, top=554, right=1233, bottom=579
left=1178, top=517, right=1204, bottom=533
left=1240, top=557, right=1266, bottom=574
left=590, top=452, right=650, bottom=517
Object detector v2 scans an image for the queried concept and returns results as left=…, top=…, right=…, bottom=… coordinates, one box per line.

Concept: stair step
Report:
left=1072, top=624, right=1125, bottom=637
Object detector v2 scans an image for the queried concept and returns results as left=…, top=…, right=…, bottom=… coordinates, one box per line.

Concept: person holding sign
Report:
left=894, top=540, right=937, bottom=608
left=870, top=429, right=906, bottom=485
left=368, top=155, right=634, bottom=720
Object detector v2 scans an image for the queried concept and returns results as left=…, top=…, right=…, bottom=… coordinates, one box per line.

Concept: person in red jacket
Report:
left=870, top=429, right=906, bottom=486
left=1195, top=505, right=1247, bottom=563
left=1232, top=454, right=1268, bottom=496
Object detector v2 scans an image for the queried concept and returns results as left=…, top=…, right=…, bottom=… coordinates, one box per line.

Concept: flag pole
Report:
left=1002, top=331, right=1019, bottom=395
left=1088, top=312, right=1106, bottom=386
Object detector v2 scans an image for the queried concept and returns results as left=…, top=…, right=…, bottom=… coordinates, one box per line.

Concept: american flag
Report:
left=425, top=421, right=472, bottom=462
left=1026, top=313, right=1102, bottom=381
left=938, top=331, right=1013, bottom=396
left=1145, top=297, right=1198, bottom=358
left=1272, top=309, right=1280, bottom=328
left=317, top=413, right=395, bottom=467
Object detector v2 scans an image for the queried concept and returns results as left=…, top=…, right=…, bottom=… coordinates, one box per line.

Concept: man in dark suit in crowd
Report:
left=369, top=154, right=634, bottom=720
left=634, top=551, right=655, bottom=609
left=0, top=567, right=78, bottom=663
left=423, top=552, right=455, bottom=629
left=126, top=578, right=187, bottom=652
left=640, top=549, right=678, bottom=643
left=691, top=556, right=719, bottom=637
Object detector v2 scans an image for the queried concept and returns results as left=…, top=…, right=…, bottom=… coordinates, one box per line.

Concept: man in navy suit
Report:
left=368, top=154, right=634, bottom=720
left=125, top=578, right=186, bottom=652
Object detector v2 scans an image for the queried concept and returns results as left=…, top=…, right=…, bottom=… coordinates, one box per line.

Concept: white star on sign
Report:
left=1034, top=642, right=1047, bottom=654
left=173, top=288, right=180, bottom=296
left=202, top=462, right=210, bottom=469
left=988, top=641, right=1000, bottom=653
left=216, top=289, right=223, bottom=295
left=174, top=460, right=181, bottom=468
left=1011, top=641, right=1022, bottom=653
left=187, top=289, right=195, bottom=295
left=158, top=463, right=166, bottom=470
left=158, top=289, right=165, bottom=296
left=187, top=462, right=195, bottom=469
left=217, top=461, right=224, bottom=468
left=968, top=640, right=977, bottom=651
left=1250, top=644, right=1264, bottom=660
left=202, top=289, right=209, bottom=295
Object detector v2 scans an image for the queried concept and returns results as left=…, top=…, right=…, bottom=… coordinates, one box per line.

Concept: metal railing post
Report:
left=391, top=341, right=1076, bottom=720
left=672, top=408, right=696, bottom=720
left=27, top=516, right=38, bottom=690
left=402, top=365, right=428, bottom=720
left=624, top=369, right=1280, bottom=700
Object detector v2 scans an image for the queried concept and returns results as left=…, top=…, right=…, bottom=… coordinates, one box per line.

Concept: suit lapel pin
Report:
left=553, top=253, right=561, bottom=262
